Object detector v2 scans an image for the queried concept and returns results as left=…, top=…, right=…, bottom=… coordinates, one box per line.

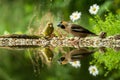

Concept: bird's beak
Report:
left=57, top=59, right=62, bottom=64
left=57, top=57, right=65, bottom=64
left=57, top=22, right=65, bottom=29
left=57, top=23, right=62, bottom=27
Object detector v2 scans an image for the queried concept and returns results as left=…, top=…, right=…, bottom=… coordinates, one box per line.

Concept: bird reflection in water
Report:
left=58, top=47, right=96, bottom=65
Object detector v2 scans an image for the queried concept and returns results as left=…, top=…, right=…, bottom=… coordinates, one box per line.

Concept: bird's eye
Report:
left=61, top=25, right=65, bottom=29
left=60, top=57, right=65, bottom=61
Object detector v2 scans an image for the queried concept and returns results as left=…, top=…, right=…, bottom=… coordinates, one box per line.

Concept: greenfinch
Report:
left=42, top=22, right=54, bottom=37
left=41, top=47, right=54, bottom=62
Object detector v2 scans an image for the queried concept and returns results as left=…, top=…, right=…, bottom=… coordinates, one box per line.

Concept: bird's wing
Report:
left=71, top=24, right=94, bottom=34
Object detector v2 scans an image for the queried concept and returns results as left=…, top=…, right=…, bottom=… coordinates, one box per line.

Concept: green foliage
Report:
left=93, top=48, right=120, bottom=70
left=90, top=13, right=120, bottom=36
left=89, top=13, right=120, bottom=78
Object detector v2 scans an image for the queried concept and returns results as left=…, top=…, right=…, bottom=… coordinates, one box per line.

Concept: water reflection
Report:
left=30, top=46, right=120, bottom=67
left=0, top=34, right=120, bottom=67
left=58, top=47, right=96, bottom=65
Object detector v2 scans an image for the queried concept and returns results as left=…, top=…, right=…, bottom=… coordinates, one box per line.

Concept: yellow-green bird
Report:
left=41, top=47, right=54, bottom=62
left=42, top=22, right=54, bottom=37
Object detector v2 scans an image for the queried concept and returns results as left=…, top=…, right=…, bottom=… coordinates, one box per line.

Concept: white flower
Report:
left=89, top=4, right=99, bottom=15
left=69, top=60, right=81, bottom=68
left=70, top=11, right=81, bottom=22
left=88, top=65, right=99, bottom=76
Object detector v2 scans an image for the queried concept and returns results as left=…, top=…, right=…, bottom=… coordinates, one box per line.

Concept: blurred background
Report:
left=0, top=0, right=120, bottom=80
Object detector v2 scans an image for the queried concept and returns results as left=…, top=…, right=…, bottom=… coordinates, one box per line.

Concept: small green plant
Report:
left=89, top=13, right=120, bottom=76
left=90, top=13, right=120, bottom=36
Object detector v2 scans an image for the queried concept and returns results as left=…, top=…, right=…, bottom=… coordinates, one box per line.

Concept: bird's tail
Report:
left=98, top=32, right=107, bottom=38
left=90, top=32, right=98, bottom=36
left=91, top=32, right=107, bottom=38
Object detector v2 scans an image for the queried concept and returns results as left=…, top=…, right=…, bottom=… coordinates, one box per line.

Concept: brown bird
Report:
left=58, top=48, right=96, bottom=64
left=57, top=21, right=97, bottom=37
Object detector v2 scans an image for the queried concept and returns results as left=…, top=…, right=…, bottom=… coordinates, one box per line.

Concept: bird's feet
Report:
left=68, top=37, right=80, bottom=48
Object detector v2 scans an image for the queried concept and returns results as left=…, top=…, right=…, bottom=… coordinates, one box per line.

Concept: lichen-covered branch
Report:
left=0, top=34, right=119, bottom=48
